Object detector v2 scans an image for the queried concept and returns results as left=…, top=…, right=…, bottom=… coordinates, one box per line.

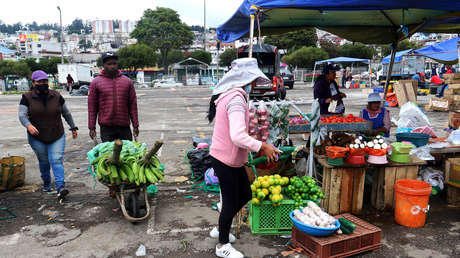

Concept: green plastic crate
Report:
left=249, top=199, right=304, bottom=235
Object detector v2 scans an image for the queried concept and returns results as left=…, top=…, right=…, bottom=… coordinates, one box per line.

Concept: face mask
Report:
left=36, top=84, right=49, bottom=94
left=244, top=84, right=252, bottom=94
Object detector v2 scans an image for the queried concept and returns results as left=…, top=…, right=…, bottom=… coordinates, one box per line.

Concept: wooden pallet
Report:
left=318, top=159, right=366, bottom=215
left=447, top=182, right=460, bottom=207
left=371, top=157, right=425, bottom=211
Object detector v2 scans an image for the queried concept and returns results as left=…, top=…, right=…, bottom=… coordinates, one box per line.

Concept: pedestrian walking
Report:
left=66, top=74, right=74, bottom=94
left=207, top=58, right=280, bottom=258
left=314, top=64, right=347, bottom=115
left=18, top=70, right=78, bottom=200
left=88, top=52, right=139, bottom=142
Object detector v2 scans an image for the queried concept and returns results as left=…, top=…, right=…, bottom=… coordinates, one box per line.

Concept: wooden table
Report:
left=318, top=158, right=366, bottom=216
left=370, top=156, right=426, bottom=211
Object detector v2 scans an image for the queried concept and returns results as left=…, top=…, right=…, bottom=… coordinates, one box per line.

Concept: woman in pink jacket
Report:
left=207, top=58, right=280, bottom=258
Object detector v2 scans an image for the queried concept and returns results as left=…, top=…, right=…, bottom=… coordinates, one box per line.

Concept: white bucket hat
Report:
left=212, top=58, right=270, bottom=95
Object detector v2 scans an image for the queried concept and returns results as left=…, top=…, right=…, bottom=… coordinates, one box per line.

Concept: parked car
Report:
left=154, top=79, right=184, bottom=88
left=281, top=68, right=295, bottom=89
left=238, top=44, right=286, bottom=100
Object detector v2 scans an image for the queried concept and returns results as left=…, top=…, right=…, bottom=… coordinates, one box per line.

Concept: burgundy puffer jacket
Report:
left=88, top=70, right=139, bottom=129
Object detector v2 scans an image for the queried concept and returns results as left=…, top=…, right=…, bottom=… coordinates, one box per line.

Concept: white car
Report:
left=154, top=79, right=184, bottom=88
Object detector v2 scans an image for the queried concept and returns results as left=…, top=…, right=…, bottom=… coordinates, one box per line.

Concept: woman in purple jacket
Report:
left=314, top=64, right=347, bottom=115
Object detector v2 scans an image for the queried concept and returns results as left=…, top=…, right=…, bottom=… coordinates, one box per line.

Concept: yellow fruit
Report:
left=257, top=192, right=266, bottom=200
left=274, top=179, right=280, bottom=185
left=274, top=174, right=281, bottom=180
left=254, top=181, right=261, bottom=188
left=271, top=187, right=281, bottom=195
left=262, top=188, right=269, bottom=196
left=250, top=185, right=256, bottom=192
left=271, top=194, right=281, bottom=203
left=269, top=186, right=275, bottom=192
left=252, top=198, right=260, bottom=205
left=261, top=180, right=270, bottom=188
left=268, top=178, right=275, bottom=186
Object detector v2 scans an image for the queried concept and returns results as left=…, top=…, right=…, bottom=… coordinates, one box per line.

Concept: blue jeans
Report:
left=28, top=134, right=66, bottom=191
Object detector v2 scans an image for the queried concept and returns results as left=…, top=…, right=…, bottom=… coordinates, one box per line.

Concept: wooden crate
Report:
left=447, top=182, right=460, bottom=207
left=371, top=157, right=426, bottom=211
left=444, top=158, right=460, bottom=183
left=318, top=158, right=366, bottom=215
left=292, top=213, right=381, bottom=258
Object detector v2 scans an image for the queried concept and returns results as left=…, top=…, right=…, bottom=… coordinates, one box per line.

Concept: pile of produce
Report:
left=251, top=174, right=290, bottom=206
left=289, top=116, right=309, bottom=125
left=315, top=132, right=355, bottom=156
left=285, top=176, right=325, bottom=209
left=268, top=101, right=290, bottom=144
left=320, top=114, right=366, bottom=124
left=249, top=102, right=270, bottom=142
left=292, top=201, right=337, bottom=228
left=90, top=140, right=164, bottom=185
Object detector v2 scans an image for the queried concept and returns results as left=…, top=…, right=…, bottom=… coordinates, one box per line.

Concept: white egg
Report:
left=374, top=144, right=381, bottom=149
left=360, top=144, right=365, bottom=149
left=381, top=143, right=388, bottom=149
left=354, top=144, right=359, bottom=149
left=349, top=144, right=354, bottom=149
left=378, top=139, right=384, bottom=144
left=368, top=142, right=374, bottom=148
left=355, top=139, right=361, bottom=144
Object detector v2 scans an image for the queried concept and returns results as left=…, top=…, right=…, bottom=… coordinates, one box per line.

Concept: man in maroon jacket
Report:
left=88, top=52, right=139, bottom=142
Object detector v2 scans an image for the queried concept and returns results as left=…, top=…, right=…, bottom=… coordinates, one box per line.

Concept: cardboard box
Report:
left=445, top=158, right=460, bottom=183
left=447, top=79, right=460, bottom=84
left=449, top=111, right=460, bottom=129
left=394, top=80, right=417, bottom=107
left=428, top=97, right=449, bottom=111
left=448, top=84, right=460, bottom=90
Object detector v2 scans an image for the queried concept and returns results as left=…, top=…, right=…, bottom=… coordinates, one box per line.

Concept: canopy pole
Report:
left=383, top=42, right=398, bottom=100
left=457, top=38, right=460, bottom=69
left=311, top=63, right=317, bottom=86
left=249, top=14, right=255, bottom=58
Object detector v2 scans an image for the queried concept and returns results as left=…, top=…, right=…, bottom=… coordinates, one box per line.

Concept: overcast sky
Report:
left=1, top=0, right=242, bottom=27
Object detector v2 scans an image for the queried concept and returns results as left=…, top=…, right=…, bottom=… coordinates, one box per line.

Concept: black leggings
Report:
left=212, top=157, right=252, bottom=244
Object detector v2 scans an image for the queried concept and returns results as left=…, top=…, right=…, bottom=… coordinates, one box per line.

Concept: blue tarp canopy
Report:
left=382, top=49, right=414, bottom=64
left=414, top=37, right=459, bottom=64
left=315, top=57, right=369, bottom=65
left=0, top=46, right=15, bottom=55
left=217, top=0, right=460, bottom=44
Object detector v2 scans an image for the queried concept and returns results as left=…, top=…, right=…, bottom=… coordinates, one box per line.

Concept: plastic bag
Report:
left=393, top=102, right=430, bottom=129
left=192, top=136, right=212, bottom=147
left=419, top=167, right=444, bottom=195
left=204, top=168, right=219, bottom=185
left=328, top=100, right=338, bottom=113
left=448, top=129, right=460, bottom=145
left=411, top=126, right=437, bottom=138
left=410, top=146, right=435, bottom=161
left=186, top=149, right=212, bottom=180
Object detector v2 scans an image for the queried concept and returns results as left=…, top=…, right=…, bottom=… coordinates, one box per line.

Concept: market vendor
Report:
left=359, top=93, right=390, bottom=137
left=314, top=64, right=347, bottom=115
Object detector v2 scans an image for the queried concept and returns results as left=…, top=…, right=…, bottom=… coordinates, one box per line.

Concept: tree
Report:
left=319, top=39, right=340, bottom=58
left=0, top=60, right=31, bottom=78
left=116, top=44, right=159, bottom=72
left=130, top=7, right=194, bottom=68
left=38, top=57, right=68, bottom=75
left=96, top=57, right=103, bottom=67
left=78, top=39, right=93, bottom=51
left=218, top=48, right=237, bottom=67
left=166, top=50, right=185, bottom=66
left=189, top=50, right=212, bottom=65
left=264, top=28, right=317, bottom=53
left=21, top=58, right=40, bottom=72
left=339, top=43, right=376, bottom=59
left=381, top=40, right=419, bottom=56
left=67, top=19, right=88, bottom=34
left=281, top=47, right=328, bottom=68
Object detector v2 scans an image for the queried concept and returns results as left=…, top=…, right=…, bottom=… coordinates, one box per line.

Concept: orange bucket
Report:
left=394, top=179, right=432, bottom=228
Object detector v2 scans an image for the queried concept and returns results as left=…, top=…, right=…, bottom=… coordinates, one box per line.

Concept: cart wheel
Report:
left=126, top=192, right=140, bottom=219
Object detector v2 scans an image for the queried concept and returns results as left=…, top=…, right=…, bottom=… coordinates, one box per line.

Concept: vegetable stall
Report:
left=217, top=0, right=460, bottom=256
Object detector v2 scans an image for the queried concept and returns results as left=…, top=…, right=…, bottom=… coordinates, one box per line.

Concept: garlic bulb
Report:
left=349, top=144, right=354, bottom=149
left=354, top=144, right=359, bottom=149
left=378, top=139, right=384, bottom=144
left=360, top=144, right=365, bottom=149
left=354, top=139, right=361, bottom=144
left=381, top=143, right=388, bottom=149
left=374, top=144, right=381, bottom=149
left=368, top=142, right=374, bottom=148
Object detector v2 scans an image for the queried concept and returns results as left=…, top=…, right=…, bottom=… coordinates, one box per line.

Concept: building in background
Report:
left=92, top=20, right=113, bottom=34
left=119, top=20, right=137, bottom=34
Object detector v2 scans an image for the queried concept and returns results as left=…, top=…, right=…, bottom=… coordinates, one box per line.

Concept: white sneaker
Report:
left=210, top=227, right=236, bottom=243
left=215, top=243, right=244, bottom=258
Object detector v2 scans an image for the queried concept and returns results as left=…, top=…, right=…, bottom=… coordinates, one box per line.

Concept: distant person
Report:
left=346, top=67, right=352, bottom=82
left=88, top=52, right=139, bottom=142
left=314, top=64, right=346, bottom=115
left=66, top=74, right=74, bottom=94
left=446, top=65, right=453, bottom=74
left=341, top=68, right=347, bottom=88
left=360, top=93, right=390, bottom=137
left=431, top=75, right=443, bottom=85
left=431, top=65, right=438, bottom=77
left=18, top=70, right=78, bottom=201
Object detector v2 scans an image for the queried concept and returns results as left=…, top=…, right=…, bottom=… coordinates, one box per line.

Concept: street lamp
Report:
left=57, top=6, right=64, bottom=64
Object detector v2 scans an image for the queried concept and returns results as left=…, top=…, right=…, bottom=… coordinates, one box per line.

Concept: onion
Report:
left=378, top=139, right=384, bottom=144
left=354, top=144, right=359, bottom=149
left=374, top=144, right=381, bottom=149
left=381, top=143, right=388, bottom=149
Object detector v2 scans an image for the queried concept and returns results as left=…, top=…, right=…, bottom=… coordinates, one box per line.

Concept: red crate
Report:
left=292, top=213, right=381, bottom=258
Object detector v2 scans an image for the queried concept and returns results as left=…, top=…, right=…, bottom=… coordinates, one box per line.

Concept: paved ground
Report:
left=0, top=84, right=459, bottom=258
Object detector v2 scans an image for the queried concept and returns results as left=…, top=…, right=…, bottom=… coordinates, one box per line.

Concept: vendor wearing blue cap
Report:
left=360, top=93, right=390, bottom=137
left=314, top=64, right=346, bottom=115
